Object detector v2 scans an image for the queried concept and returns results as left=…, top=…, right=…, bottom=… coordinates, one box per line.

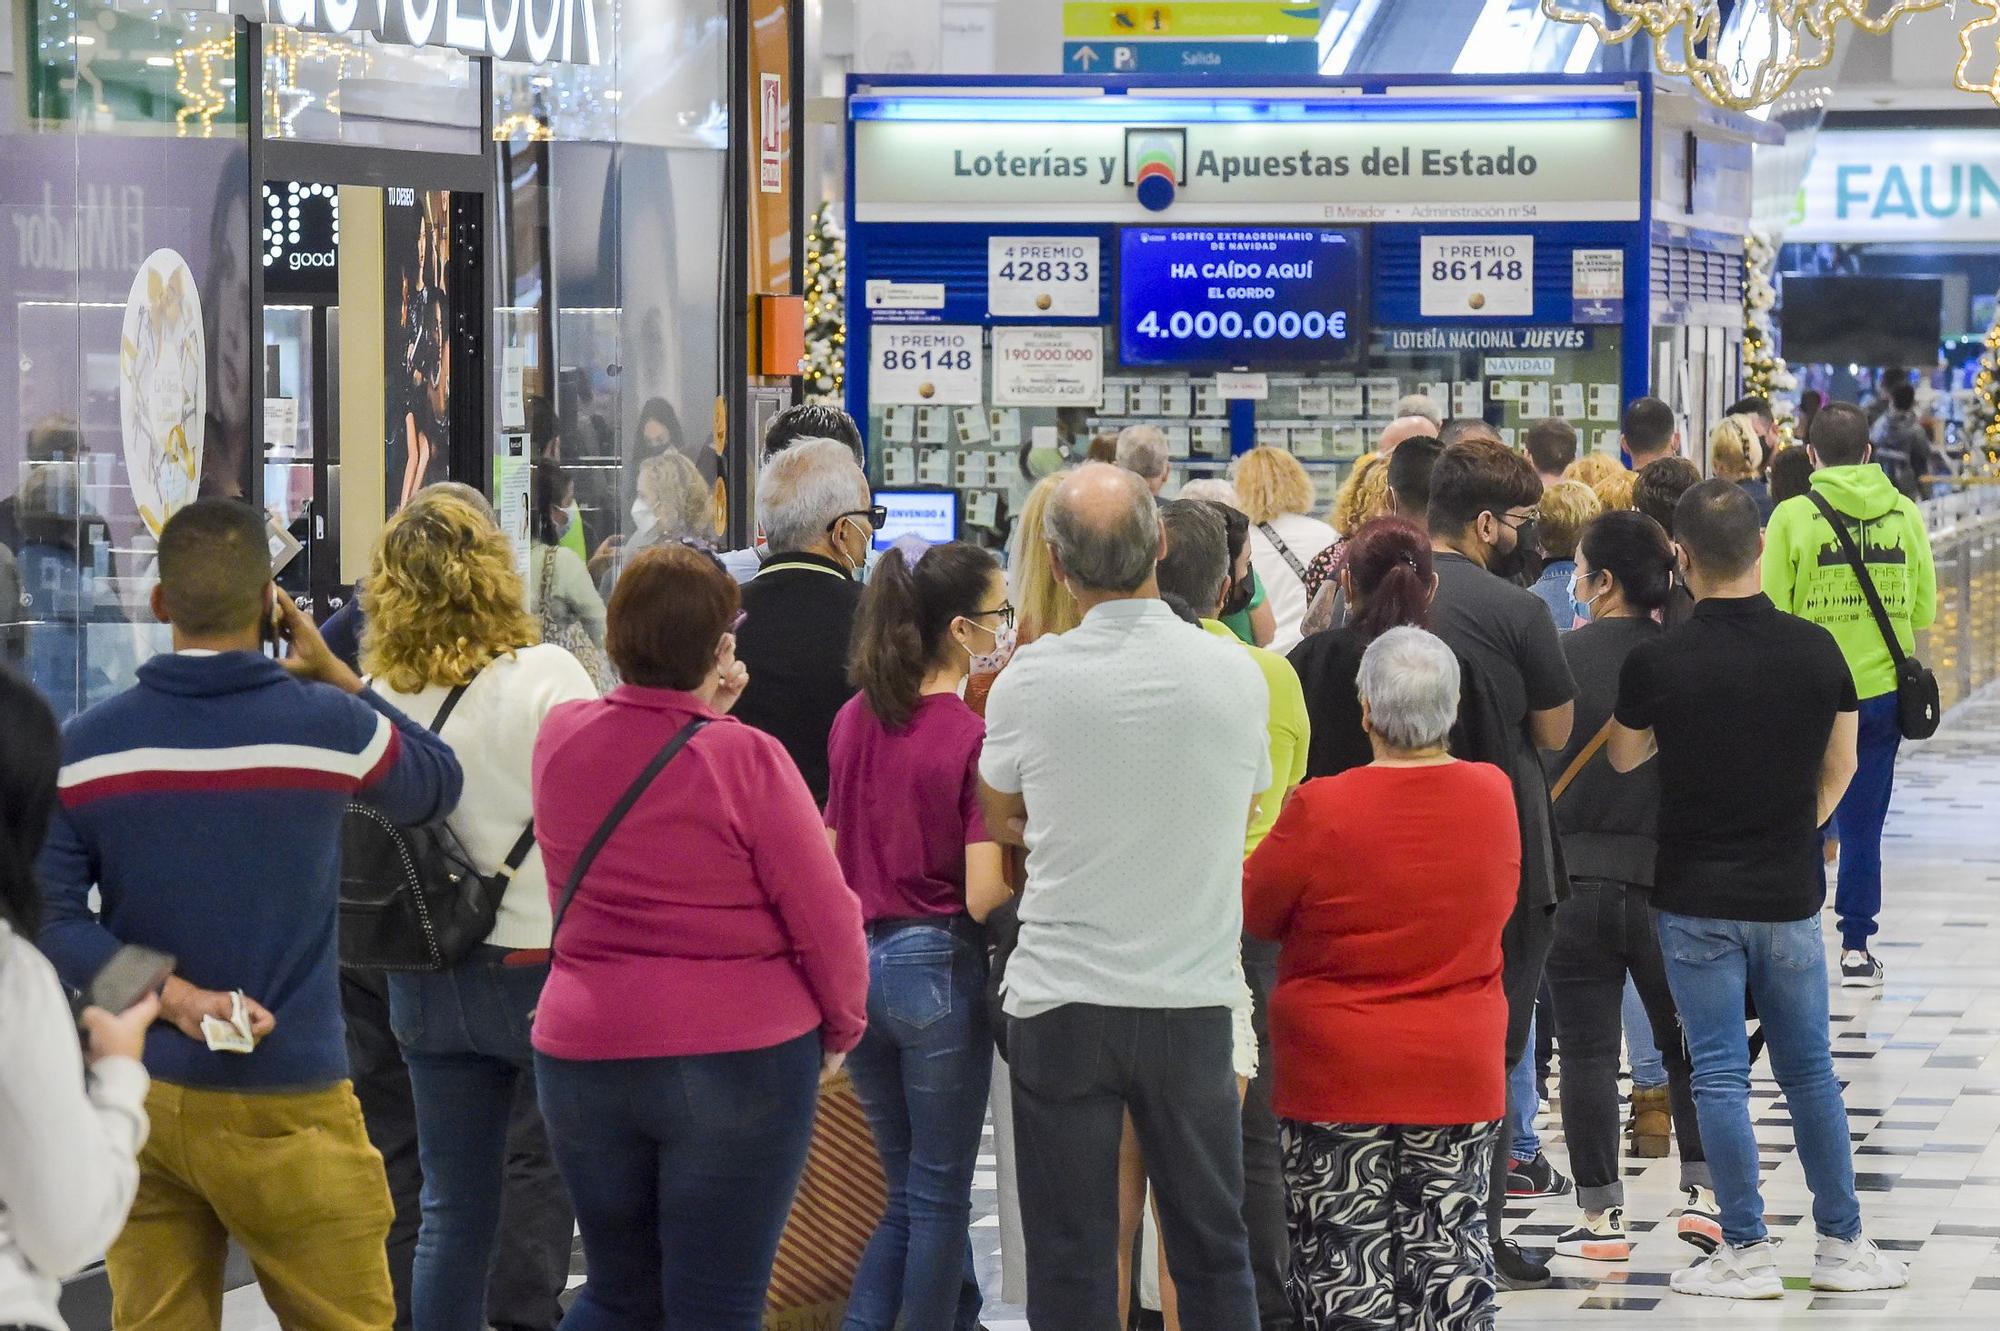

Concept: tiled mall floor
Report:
left=203, top=694, right=2000, bottom=1331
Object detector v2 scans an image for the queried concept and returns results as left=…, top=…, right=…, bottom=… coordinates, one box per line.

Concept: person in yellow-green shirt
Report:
left=1157, top=497, right=1308, bottom=1330
left=1762, top=402, right=1935, bottom=988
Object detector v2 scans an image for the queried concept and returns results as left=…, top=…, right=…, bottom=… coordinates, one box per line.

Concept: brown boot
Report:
left=1630, top=1087, right=1671, bottom=1158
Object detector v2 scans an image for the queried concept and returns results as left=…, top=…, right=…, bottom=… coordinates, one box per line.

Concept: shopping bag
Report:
left=764, top=1071, right=887, bottom=1330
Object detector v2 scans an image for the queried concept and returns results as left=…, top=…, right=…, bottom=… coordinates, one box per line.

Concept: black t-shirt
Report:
left=1288, top=625, right=1372, bottom=780
left=1615, top=593, right=1858, bottom=922
left=1547, top=616, right=1661, bottom=888
left=731, top=552, right=863, bottom=805
left=1428, top=551, right=1576, bottom=749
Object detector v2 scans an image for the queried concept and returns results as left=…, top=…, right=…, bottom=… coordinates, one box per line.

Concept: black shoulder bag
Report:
left=549, top=718, right=710, bottom=948
left=1806, top=489, right=1940, bottom=740
left=1258, top=521, right=1311, bottom=586
left=340, top=674, right=536, bottom=971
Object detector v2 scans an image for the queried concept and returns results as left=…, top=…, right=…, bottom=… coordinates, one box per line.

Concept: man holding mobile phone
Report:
left=36, top=499, right=462, bottom=1331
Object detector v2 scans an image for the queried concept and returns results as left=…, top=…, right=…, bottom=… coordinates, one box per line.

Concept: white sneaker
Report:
left=1670, top=1241, right=1784, bottom=1300
left=1811, top=1235, right=1909, bottom=1292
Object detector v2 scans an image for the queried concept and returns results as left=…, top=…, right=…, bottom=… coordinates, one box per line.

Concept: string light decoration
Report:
left=1968, top=294, right=2000, bottom=460
left=800, top=201, right=847, bottom=404
left=1742, top=228, right=1797, bottom=442
left=1538, top=0, right=1950, bottom=110
left=1957, top=2, right=2000, bottom=103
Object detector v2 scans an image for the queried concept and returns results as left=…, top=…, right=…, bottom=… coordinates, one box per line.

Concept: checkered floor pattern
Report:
left=976, top=692, right=2000, bottom=1329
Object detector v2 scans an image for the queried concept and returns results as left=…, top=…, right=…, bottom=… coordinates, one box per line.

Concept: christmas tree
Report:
left=801, top=201, right=846, bottom=405
left=1969, top=294, right=2000, bottom=461
left=1743, top=229, right=1797, bottom=444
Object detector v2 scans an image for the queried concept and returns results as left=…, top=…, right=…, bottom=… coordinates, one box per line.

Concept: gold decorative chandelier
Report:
left=1538, top=0, right=1972, bottom=111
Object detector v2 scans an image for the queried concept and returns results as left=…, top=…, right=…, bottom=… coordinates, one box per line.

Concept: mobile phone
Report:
left=86, top=944, right=175, bottom=1016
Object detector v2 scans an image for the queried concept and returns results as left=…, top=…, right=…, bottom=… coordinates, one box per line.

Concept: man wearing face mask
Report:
left=731, top=439, right=878, bottom=806
left=1424, top=438, right=1577, bottom=1291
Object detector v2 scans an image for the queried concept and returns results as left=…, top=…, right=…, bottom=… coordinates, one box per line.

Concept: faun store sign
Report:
left=149, top=0, right=608, bottom=64
left=853, top=106, right=1642, bottom=225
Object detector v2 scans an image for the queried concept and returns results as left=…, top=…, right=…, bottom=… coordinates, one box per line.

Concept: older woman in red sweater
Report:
left=531, top=543, right=868, bottom=1331
left=1245, top=626, right=1520, bottom=1331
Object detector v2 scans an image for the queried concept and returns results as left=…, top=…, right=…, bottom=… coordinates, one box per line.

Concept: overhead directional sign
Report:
left=1065, top=39, right=1319, bottom=74
left=1063, top=2, right=1322, bottom=40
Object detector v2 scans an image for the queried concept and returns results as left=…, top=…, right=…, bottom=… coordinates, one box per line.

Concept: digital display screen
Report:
left=873, top=489, right=960, bottom=551
left=1118, top=227, right=1364, bottom=368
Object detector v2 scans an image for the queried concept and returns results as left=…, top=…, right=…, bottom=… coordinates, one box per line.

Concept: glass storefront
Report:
left=1, top=0, right=735, bottom=717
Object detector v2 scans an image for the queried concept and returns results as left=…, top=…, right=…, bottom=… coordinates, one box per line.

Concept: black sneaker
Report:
left=1495, top=1238, right=1552, bottom=1290
left=1506, top=1151, right=1575, bottom=1199
left=1840, top=950, right=1885, bottom=989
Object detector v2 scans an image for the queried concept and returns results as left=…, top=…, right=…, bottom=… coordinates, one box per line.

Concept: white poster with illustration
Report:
left=120, top=248, right=207, bottom=536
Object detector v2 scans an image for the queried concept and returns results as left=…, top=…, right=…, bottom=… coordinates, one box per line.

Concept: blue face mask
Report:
left=1568, top=570, right=1601, bottom=624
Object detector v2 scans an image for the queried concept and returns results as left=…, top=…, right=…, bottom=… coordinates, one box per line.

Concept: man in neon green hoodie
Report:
left=1762, top=403, right=1936, bottom=989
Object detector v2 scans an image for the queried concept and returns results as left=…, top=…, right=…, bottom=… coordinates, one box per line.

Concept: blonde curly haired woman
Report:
left=1709, top=413, right=1775, bottom=525
left=1564, top=452, right=1626, bottom=493
left=361, top=492, right=598, bottom=1331
left=1233, top=447, right=1338, bottom=652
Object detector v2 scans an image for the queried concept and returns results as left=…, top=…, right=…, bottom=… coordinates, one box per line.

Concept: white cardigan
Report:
left=0, top=923, right=149, bottom=1331
left=376, top=644, right=598, bottom=950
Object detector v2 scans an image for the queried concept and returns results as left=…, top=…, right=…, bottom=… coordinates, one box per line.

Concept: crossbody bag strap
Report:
left=1258, top=522, right=1310, bottom=584
left=1550, top=718, right=1616, bottom=802
left=1805, top=490, right=1909, bottom=668
left=549, top=717, right=711, bottom=945
left=428, top=679, right=474, bottom=734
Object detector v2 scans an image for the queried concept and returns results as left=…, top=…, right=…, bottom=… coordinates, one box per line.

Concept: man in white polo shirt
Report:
left=980, top=463, right=1271, bottom=1331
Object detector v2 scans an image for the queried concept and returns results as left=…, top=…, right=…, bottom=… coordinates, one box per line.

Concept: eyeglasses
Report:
left=1497, top=510, right=1540, bottom=530
left=971, top=601, right=1016, bottom=629
left=829, top=506, right=889, bottom=534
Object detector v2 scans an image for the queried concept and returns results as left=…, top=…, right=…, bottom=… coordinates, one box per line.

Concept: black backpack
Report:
left=338, top=674, right=535, bottom=971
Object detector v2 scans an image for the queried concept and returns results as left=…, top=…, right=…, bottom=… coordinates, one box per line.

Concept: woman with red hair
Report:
left=1286, top=516, right=1437, bottom=779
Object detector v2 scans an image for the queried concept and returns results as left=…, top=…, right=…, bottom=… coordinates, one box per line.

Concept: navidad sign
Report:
left=852, top=97, right=1642, bottom=224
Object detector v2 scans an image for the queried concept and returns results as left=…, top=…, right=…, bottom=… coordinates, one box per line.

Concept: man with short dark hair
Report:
left=1160, top=499, right=1310, bottom=1330
left=1764, top=402, right=1936, bottom=986
left=38, top=499, right=464, bottom=1330
left=1726, top=395, right=1779, bottom=461
left=1611, top=480, right=1904, bottom=1301
left=1387, top=435, right=1443, bottom=520
left=1426, top=440, right=1577, bottom=1287
left=1635, top=457, right=1703, bottom=629
left=980, top=465, right=1269, bottom=1329
left=1621, top=397, right=1681, bottom=469
left=1525, top=418, right=1579, bottom=488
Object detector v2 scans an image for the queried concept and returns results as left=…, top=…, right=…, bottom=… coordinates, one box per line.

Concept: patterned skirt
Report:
left=1280, top=1119, right=1499, bottom=1331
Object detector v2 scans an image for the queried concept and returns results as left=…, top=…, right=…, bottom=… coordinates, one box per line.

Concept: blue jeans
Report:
left=1507, top=1016, right=1540, bottom=1163
left=387, top=949, right=559, bottom=1331
left=537, top=1031, right=821, bottom=1331
left=841, top=921, right=991, bottom=1331
left=1834, top=693, right=1902, bottom=951
left=1656, top=911, right=1862, bottom=1248
left=1623, top=975, right=1666, bottom=1088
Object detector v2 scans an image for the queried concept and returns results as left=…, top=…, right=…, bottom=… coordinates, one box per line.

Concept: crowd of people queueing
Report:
left=0, top=386, right=1939, bottom=1331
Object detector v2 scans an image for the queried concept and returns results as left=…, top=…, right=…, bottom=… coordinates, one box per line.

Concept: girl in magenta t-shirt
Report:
left=825, top=542, right=1013, bottom=1331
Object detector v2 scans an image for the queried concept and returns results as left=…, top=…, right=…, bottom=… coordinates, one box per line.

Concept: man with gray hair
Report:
left=732, top=438, right=877, bottom=804
left=1392, top=392, right=1445, bottom=431
left=980, top=464, right=1271, bottom=1329
left=1115, top=424, right=1173, bottom=496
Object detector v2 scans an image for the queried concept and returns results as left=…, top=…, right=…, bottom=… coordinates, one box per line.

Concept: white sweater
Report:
left=376, top=645, right=598, bottom=950
left=0, top=924, right=149, bottom=1331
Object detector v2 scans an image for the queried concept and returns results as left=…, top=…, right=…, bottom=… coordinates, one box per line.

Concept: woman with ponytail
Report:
left=1541, top=509, right=1718, bottom=1263
left=826, top=541, right=1013, bottom=1331
left=1288, top=516, right=1438, bottom=779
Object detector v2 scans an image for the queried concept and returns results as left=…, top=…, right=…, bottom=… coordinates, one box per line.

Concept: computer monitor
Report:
left=873, top=488, right=960, bottom=551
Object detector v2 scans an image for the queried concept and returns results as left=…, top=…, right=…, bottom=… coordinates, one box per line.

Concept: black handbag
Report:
left=1805, top=490, right=1941, bottom=741
left=339, top=673, right=535, bottom=971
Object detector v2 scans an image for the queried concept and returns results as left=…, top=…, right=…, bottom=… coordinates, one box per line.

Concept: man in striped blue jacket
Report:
left=38, top=498, right=462, bottom=1331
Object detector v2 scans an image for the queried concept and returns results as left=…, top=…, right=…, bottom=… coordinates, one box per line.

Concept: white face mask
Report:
left=630, top=496, right=656, bottom=531
left=961, top=619, right=1018, bottom=675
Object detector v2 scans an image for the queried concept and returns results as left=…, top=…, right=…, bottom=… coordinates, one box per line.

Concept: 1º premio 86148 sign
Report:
left=869, top=325, right=984, bottom=405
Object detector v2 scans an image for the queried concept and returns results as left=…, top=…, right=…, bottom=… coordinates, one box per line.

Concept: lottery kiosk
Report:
left=843, top=74, right=1776, bottom=547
